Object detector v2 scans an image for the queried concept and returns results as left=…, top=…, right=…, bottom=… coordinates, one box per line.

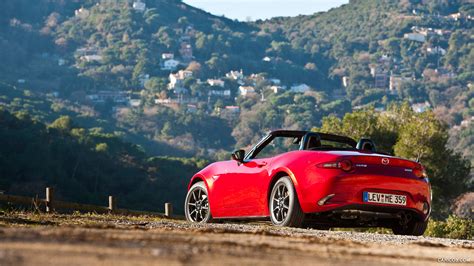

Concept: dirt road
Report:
left=0, top=213, right=472, bottom=265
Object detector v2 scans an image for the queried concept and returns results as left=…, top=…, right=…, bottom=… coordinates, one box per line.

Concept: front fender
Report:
left=188, top=174, right=209, bottom=190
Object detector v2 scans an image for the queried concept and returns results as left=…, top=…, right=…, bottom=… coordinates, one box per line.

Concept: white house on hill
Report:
left=133, top=0, right=146, bottom=12
left=412, top=102, right=431, bottom=113
left=169, top=70, right=193, bottom=89
left=161, top=59, right=180, bottom=71
left=207, top=79, right=225, bottom=87
left=161, top=53, right=174, bottom=60
left=239, top=86, right=256, bottom=97
left=404, top=33, right=425, bottom=42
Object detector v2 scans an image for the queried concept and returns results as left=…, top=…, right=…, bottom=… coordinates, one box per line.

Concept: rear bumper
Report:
left=297, top=173, right=431, bottom=221
left=304, top=204, right=428, bottom=227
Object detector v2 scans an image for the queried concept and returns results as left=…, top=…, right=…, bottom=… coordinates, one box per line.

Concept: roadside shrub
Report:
left=425, top=216, right=473, bottom=240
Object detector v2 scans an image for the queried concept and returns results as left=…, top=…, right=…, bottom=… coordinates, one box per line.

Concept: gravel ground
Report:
left=0, top=213, right=472, bottom=265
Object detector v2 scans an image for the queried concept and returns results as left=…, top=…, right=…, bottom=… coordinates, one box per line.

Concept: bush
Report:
left=425, top=216, right=473, bottom=240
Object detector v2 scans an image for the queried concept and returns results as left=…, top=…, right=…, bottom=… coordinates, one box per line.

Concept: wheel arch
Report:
left=187, top=174, right=214, bottom=218
left=266, top=168, right=303, bottom=212
left=188, top=174, right=208, bottom=190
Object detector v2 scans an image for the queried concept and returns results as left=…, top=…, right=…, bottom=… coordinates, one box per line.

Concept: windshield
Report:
left=253, top=136, right=301, bottom=159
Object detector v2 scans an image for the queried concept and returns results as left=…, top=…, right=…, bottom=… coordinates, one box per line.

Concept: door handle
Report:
left=257, top=161, right=267, bottom=167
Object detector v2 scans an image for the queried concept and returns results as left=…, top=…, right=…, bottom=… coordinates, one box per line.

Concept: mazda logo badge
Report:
left=381, top=158, right=389, bottom=165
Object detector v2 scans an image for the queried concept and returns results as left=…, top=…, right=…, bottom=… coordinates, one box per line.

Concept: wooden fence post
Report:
left=165, top=203, right=173, bottom=217
left=46, top=187, right=54, bottom=213
left=108, top=196, right=116, bottom=213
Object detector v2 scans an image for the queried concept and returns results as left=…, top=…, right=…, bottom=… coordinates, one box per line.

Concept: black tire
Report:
left=269, top=176, right=305, bottom=227
left=392, top=219, right=428, bottom=236
left=185, top=181, right=212, bottom=223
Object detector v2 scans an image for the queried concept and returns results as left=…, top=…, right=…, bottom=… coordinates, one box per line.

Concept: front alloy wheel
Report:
left=185, top=181, right=211, bottom=223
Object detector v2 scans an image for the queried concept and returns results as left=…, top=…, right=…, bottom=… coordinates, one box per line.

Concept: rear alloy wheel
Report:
left=392, top=219, right=428, bottom=236
left=269, top=176, right=305, bottom=227
left=185, top=182, right=211, bottom=223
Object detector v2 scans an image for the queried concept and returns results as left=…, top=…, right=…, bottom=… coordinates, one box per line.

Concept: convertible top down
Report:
left=185, top=130, right=431, bottom=236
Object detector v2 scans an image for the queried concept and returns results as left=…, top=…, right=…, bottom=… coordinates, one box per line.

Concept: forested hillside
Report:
left=0, top=107, right=204, bottom=211
left=0, top=0, right=472, bottom=215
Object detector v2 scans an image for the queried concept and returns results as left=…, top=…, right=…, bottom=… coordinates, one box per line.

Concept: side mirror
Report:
left=231, top=149, right=245, bottom=163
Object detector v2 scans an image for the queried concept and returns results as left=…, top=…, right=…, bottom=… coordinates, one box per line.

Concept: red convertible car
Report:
left=185, top=130, right=431, bottom=235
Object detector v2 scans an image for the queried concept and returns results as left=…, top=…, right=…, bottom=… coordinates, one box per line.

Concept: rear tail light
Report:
left=318, top=160, right=353, bottom=172
left=413, top=166, right=427, bottom=179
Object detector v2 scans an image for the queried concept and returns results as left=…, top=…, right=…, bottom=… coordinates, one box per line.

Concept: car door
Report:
left=220, top=158, right=271, bottom=217
left=212, top=134, right=300, bottom=218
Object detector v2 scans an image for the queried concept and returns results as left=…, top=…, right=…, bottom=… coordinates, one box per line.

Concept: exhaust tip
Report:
left=317, top=194, right=335, bottom=206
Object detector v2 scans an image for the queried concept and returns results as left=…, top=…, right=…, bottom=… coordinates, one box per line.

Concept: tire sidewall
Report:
left=270, top=176, right=296, bottom=226
left=185, top=181, right=212, bottom=223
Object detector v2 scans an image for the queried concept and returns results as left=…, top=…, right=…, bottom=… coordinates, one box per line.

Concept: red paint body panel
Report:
left=188, top=149, right=431, bottom=220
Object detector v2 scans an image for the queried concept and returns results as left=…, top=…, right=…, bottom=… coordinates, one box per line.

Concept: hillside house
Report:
left=208, top=89, right=231, bottom=98
left=370, top=66, right=388, bottom=88
left=434, top=29, right=451, bottom=36
left=389, top=75, right=411, bottom=94
left=162, top=53, right=174, bottom=60
left=342, top=76, right=350, bottom=87
left=404, top=33, right=426, bottom=42
left=169, top=70, right=193, bottom=89
left=269, top=85, right=285, bottom=94
left=426, top=46, right=446, bottom=55
left=239, top=86, right=256, bottom=97
left=207, top=79, right=225, bottom=87
left=161, top=59, right=180, bottom=71
left=448, top=13, right=462, bottom=21
left=132, top=0, right=146, bottom=12
left=290, top=84, right=310, bottom=93
left=86, top=91, right=128, bottom=104
left=81, top=54, right=103, bottom=62
left=226, top=70, right=244, bottom=80
left=129, top=99, right=142, bottom=107
left=75, top=7, right=90, bottom=18
left=374, top=72, right=388, bottom=88
left=75, top=46, right=100, bottom=57
left=411, top=102, right=431, bottom=113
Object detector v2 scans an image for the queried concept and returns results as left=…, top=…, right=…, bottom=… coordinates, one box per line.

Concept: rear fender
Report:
left=268, top=166, right=304, bottom=208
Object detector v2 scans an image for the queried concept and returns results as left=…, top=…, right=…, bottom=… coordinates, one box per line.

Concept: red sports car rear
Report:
left=185, top=130, right=431, bottom=236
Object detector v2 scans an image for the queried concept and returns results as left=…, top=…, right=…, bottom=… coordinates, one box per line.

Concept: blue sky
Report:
left=183, top=0, right=349, bottom=21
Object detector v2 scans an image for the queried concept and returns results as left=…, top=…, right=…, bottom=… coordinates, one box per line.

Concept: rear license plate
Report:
left=363, top=192, right=407, bottom=206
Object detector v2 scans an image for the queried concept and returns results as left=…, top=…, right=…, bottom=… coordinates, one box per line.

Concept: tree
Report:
left=144, top=77, right=167, bottom=93
left=49, top=116, right=73, bottom=133
left=95, top=143, right=109, bottom=153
